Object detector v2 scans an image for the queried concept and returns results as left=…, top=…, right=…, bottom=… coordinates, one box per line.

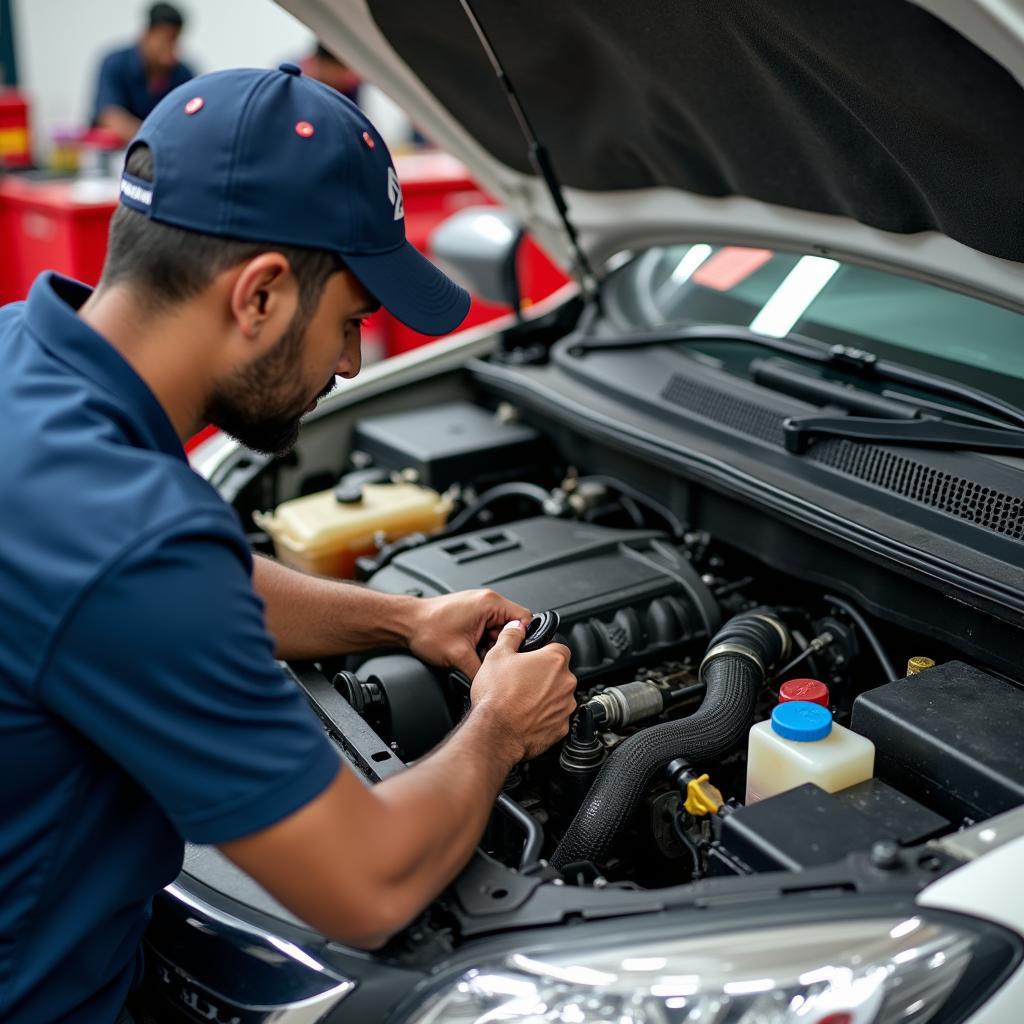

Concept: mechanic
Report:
left=90, top=2, right=195, bottom=144
left=0, top=65, right=577, bottom=1024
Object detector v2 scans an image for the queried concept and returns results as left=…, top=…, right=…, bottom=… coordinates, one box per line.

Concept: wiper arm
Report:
left=825, top=342, right=1024, bottom=432
left=783, top=414, right=1024, bottom=455
left=750, top=358, right=920, bottom=421
left=749, top=357, right=1024, bottom=454
left=570, top=323, right=1024, bottom=431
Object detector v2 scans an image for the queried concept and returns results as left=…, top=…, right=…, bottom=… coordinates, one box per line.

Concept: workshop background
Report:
left=0, top=0, right=565, bottom=401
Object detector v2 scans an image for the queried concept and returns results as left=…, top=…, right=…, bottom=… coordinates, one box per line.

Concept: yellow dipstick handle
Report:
left=684, top=773, right=724, bottom=816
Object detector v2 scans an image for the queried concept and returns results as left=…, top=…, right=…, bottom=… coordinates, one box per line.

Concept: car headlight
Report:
left=406, top=916, right=981, bottom=1024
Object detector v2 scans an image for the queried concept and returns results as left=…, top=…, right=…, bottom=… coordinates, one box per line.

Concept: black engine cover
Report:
left=369, top=518, right=720, bottom=679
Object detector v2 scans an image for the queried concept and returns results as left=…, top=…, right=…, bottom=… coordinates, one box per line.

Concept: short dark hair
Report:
left=148, top=3, right=185, bottom=30
left=102, top=145, right=343, bottom=316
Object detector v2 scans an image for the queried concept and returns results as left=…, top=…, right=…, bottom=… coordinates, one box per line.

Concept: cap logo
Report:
left=184, top=97, right=204, bottom=115
left=295, top=121, right=315, bottom=138
left=362, top=131, right=375, bottom=150
left=386, top=166, right=404, bottom=221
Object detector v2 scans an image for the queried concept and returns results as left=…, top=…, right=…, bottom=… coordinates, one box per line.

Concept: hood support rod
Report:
left=459, top=0, right=600, bottom=305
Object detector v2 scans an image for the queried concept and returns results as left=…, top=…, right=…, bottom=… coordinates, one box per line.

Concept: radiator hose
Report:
left=550, top=608, right=790, bottom=870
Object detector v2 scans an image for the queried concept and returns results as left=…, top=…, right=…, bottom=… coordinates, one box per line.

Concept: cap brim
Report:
left=342, top=240, right=471, bottom=337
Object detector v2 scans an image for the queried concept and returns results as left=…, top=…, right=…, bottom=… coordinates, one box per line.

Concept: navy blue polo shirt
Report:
left=92, top=45, right=194, bottom=124
left=0, top=275, right=341, bottom=1023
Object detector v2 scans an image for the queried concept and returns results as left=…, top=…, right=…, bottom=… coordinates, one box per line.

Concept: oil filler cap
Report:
left=771, top=701, right=833, bottom=742
left=520, top=610, right=561, bottom=652
left=779, top=677, right=830, bottom=707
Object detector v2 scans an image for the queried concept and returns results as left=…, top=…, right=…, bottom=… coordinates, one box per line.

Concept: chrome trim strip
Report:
left=751, top=613, right=792, bottom=664
left=163, top=883, right=337, bottom=976
left=700, top=641, right=765, bottom=678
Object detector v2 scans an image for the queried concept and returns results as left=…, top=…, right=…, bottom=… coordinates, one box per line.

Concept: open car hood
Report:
left=279, top=0, right=1024, bottom=312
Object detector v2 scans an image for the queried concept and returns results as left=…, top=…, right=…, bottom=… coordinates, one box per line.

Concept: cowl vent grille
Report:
left=661, top=373, right=784, bottom=445
left=807, top=440, right=1024, bottom=540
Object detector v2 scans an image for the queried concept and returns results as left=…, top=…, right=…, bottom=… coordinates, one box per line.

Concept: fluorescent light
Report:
left=749, top=255, right=839, bottom=337
left=670, top=243, right=713, bottom=283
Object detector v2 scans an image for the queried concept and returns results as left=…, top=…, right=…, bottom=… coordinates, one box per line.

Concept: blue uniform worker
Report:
left=91, top=3, right=194, bottom=143
left=0, top=62, right=509, bottom=1024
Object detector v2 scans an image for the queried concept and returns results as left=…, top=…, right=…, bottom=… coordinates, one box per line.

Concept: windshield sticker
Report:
left=692, top=247, right=773, bottom=291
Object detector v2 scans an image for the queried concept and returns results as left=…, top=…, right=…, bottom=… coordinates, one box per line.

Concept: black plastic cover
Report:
left=353, top=401, right=543, bottom=491
left=369, top=518, right=720, bottom=679
left=834, top=778, right=949, bottom=845
left=714, top=780, right=949, bottom=874
left=852, top=661, right=1024, bottom=822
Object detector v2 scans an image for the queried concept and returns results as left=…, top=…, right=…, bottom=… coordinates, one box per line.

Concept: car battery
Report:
left=851, top=661, right=1024, bottom=823
left=353, top=401, right=544, bottom=492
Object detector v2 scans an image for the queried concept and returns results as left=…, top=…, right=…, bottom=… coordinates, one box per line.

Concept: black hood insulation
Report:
left=369, top=0, right=1024, bottom=264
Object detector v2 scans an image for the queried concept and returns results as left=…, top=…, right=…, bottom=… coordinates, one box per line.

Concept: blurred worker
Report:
left=91, top=2, right=194, bottom=144
left=300, top=41, right=361, bottom=106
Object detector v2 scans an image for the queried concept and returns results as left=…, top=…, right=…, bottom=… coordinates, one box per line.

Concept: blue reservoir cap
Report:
left=771, top=700, right=833, bottom=742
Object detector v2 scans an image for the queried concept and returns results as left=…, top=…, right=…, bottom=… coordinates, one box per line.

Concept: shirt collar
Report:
left=23, top=273, right=187, bottom=462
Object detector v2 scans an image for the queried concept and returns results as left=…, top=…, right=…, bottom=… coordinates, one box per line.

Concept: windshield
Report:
left=603, top=245, right=1024, bottom=404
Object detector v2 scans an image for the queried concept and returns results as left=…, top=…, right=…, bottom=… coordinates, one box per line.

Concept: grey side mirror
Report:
left=428, top=207, right=525, bottom=317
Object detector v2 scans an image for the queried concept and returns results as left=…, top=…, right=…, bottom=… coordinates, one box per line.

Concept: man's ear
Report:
left=228, top=252, right=299, bottom=354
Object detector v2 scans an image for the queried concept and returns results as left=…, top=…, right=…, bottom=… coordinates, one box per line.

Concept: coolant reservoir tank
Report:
left=254, top=481, right=452, bottom=579
left=745, top=701, right=874, bottom=805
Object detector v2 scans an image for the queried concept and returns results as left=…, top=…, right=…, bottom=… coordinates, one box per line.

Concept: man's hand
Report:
left=470, top=620, right=577, bottom=761
left=406, top=589, right=532, bottom=679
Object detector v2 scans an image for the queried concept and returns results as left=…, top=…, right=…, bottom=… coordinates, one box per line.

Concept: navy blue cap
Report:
left=118, top=64, right=470, bottom=336
left=770, top=701, right=833, bottom=742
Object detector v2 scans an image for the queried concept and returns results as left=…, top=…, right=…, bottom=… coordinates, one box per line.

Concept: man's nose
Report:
left=336, top=347, right=361, bottom=380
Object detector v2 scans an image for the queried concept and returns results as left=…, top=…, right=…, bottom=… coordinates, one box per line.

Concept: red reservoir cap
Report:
left=779, top=677, right=830, bottom=707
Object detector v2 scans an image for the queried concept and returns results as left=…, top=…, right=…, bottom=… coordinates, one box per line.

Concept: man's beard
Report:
left=204, top=313, right=336, bottom=457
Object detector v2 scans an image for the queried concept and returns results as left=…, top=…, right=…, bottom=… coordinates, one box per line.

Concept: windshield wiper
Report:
left=569, top=323, right=1024, bottom=431
left=748, top=357, right=1024, bottom=454
left=783, top=414, right=1024, bottom=455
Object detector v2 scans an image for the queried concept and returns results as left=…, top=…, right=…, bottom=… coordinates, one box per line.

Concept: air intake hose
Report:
left=550, top=608, right=790, bottom=870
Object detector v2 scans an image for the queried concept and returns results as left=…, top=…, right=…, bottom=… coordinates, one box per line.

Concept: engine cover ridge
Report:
left=369, top=518, right=720, bottom=679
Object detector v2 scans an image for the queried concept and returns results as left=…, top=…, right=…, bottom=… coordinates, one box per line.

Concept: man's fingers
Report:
left=490, top=619, right=525, bottom=655
left=481, top=591, right=530, bottom=629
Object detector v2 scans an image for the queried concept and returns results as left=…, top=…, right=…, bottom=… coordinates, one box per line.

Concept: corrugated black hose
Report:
left=550, top=608, right=790, bottom=870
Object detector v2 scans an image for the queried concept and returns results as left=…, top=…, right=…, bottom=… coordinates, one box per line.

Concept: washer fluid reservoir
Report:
left=745, top=701, right=874, bottom=805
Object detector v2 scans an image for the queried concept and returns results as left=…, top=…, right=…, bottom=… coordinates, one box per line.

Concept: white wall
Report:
left=11, top=0, right=412, bottom=158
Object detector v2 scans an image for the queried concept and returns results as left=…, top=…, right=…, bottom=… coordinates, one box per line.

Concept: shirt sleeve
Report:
left=93, top=51, right=131, bottom=122
left=38, top=516, right=341, bottom=845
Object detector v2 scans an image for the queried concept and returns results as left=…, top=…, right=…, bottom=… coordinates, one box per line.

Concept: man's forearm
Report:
left=364, top=702, right=522, bottom=929
left=252, top=554, right=420, bottom=659
left=219, top=700, right=523, bottom=947
left=98, top=106, right=142, bottom=145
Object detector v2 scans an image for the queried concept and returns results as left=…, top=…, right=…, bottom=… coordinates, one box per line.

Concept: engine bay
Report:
left=253, top=398, right=1024, bottom=907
